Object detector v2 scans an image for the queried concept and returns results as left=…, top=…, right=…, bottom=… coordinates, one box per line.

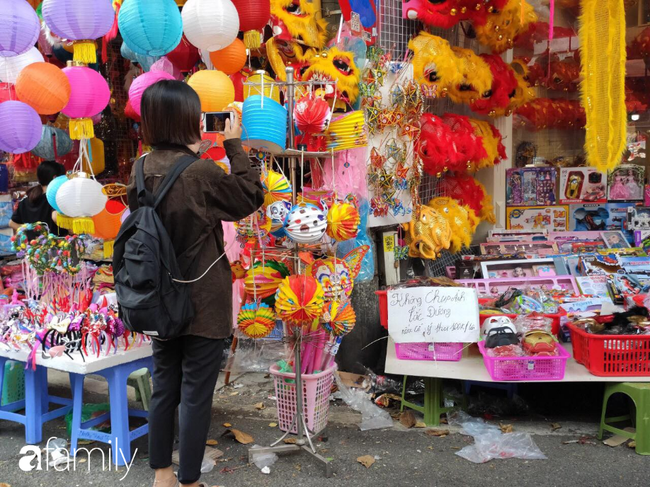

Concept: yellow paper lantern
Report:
left=81, top=138, right=105, bottom=175
left=244, top=71, right=280, bottom=104
left=187, top=70, right=235, bottom=111
left=326, top=202, right=360, bottom=241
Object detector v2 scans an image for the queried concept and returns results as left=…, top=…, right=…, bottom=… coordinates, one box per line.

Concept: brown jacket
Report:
left=126, top=139, right=264, bottom=339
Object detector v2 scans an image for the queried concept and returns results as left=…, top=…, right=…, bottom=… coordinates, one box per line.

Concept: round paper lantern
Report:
left=0, top=47, right=44, bottom=84
left=237, top=302, right=276, bottom=338
left=56, top=174, right=107, bottom=218
left=231, top=0, right=270, bottom=49
left=0, top=0, right=41, bottom=57
left=274, top=275, right=325, bottom=324
left=326, top=202, right=360, bottom=241
left=244, top=260, right=290, bottom=302
left=244, top=72, right=280, bottom=103
left=61, top=66, right=110, bottom=139
left=46, top=175, right=68, bottom=213
left=209, top=39, right=247, bottom=75
left=284, top=204, right=327, bottom=244
left=0, top=101, right=41, bottom=154
left=187, top=70, right=235, bottom=111
left=295, top=96, right=331, bottom=134
left=322, top=301, right=356, bottom=336
left=93, top=199, right=125, bottom=240
left=124, top=99, right=141, bottom=121
left=16, top=63, right=71, bottom=115
left=32, top=125, right=73, bottom=159
left=0, top=83, right=16, bottom=104
left=128, top=71, right=176, bottom=116
left=150, top=57, right=183, bottom=80
left=118, top=0, right=183, bottom=56
left=182, top=0, right=240, bottom=52
left=120, top=42, right=160, bottom=71
left=81, top=137, right=105, bottom=175
left=166, top=35, right=200, bottom=72
left=261, top=170, right=292, bottom=207
left=42, top=0, right=115, bottom=64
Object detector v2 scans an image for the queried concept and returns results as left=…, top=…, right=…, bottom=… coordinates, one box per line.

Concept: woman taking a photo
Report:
left=126, top=80, right=264, bottom=487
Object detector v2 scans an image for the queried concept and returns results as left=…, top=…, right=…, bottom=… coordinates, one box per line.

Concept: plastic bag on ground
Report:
left=200, top=456, right=215, bottom=473
left=334, top=372, right=393, bottom=431
left=447, top=411, right=546, bottom=464
left=249, top=445, right=279, bottom=471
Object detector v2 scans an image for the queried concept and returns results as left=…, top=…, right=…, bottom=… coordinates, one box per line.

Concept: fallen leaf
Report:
left=222, top=428, right=254, bottom=445
left=223, top=423, right=232, bottom=428
left=425, top=429, right=450, bottom=437
left=550, top=423, right=562, bottom=432
left=399, top=410, right=416, bottom=429
left=375, top=393, right=402, bottom=408
left=284, top=438, right=297, bottom=444
left=206, top=439, right=218, bottom=446
left=77, top=458, right=87, bottom=464
left=255, top=402, right=266, bottom=410
left=427, top=446, right=434, bottom=451
left=78, top=440, right=95, bottom=445
left=415, top=422, right=427, bottom=429
left=628, top=440, right=637, bottom=449
left=229, top=392, right=239, bottom=396
left=0, top=483, right=11, bottom=487
left=357, top=455, right=375, bottom=468
left=499, top=423, right=514, bottom=434
left=294, top=464, right=302, bottom=471
left=269, top=422, right=278, bottom=428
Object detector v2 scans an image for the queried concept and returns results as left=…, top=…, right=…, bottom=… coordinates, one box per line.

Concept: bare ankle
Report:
left=155, top=466, right=175, bottom=480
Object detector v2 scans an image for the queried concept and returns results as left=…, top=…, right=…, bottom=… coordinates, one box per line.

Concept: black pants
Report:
left=149, top=335, right=225, bottom=484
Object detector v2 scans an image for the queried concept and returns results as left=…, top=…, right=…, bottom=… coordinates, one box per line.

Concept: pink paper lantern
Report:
left=0, top=101, right=42, bottom=154
left=128, top=70, right=175, bottom=116
left=62, top=66, right=110, bottom=140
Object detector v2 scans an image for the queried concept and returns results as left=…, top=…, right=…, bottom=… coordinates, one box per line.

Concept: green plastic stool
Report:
left=2, top=361, right=25, bottom=408
left=127, top=368, right=152, bottom=411
left=400, top=376, right=453, bottom=426
left=598, top=383, right=650, bottom=455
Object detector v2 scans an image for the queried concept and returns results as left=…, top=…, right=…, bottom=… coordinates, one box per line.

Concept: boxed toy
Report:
left=627, top=206, right=650, bottom=231
left=506, top=206, right=569, bottom=231
left=506, top=167, right=557, bottom=206
left=558, top=167, right=607, bottom=204
left=608, top=164, right=645, bottom=201
left=569, top=203, right=634, bottom=231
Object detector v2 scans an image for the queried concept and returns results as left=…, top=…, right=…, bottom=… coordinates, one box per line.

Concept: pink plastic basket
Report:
left=478, top=341, right=570, bottom=381
left=270, top=364, right=336, bottom=435
left=395, top=342, right=464, bottom=361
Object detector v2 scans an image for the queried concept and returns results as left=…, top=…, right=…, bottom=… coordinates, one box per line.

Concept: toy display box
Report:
left=558, top=167, right=607, bottom=204
left=0, top=195, right=11, bottom=229
left=506, top=206, right=569, bottom=231
left=506, top=167, right=557, bottom=206
left=608, top=164, right=645, bottom=201
left=569, top=203, right=635, bottom=231
left=627, top=206, right=650, bottom=231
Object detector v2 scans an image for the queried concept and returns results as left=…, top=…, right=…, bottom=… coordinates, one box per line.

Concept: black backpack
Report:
left=113, top=155, right=196, bottom=339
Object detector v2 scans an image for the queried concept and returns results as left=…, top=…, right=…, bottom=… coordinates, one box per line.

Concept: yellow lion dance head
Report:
left=409, top=32, right=461, bottom=97
left=447, top=47, right=494, bottom=105
left=302, top=47, right=361, bottom=108
left=270, top=0, right=328, bottom=49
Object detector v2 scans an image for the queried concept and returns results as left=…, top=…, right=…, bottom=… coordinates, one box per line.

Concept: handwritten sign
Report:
left=387, top=287, right=480, bottom=344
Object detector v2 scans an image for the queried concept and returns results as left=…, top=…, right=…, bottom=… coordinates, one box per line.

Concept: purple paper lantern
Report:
left=0, top=101, right=42, bottom=154
left=128, top=71, right=175, bottom=116
left=42, top=0, right=115, bottom=64
left=0, top=0, right=41, bottom=57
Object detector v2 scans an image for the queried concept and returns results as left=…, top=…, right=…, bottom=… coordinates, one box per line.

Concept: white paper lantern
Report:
left=0, top=47, right=45, bottom=84
left=56, top=175, right=107, bottom=218
left=182, top=0, right=240, bottom=52
left=284, top=204, right=327, bottom=244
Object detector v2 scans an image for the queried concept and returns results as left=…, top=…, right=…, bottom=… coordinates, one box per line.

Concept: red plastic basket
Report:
left=270, top=364, right=336, bottom=435
left=478, top=341, right=570, bottom=381
left=395, top=342, right=464, bottom=361
left=568, top=324, right=650, bottom=376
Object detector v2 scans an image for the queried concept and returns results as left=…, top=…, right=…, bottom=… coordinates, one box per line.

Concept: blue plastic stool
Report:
left=464, top=380, right=519, bottom=399
left=69, top=356, right=153, bottom=466
left=0, top=356, right=72, bottom=444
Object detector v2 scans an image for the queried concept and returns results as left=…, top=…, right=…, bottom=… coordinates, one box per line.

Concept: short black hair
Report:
left=141, top=80, right=202, bottom=147
left=37, top=160, right=65, bottom=186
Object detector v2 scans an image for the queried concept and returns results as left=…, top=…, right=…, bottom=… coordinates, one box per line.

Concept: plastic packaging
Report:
left=44, top=438, right=69, bottom=468
left=447, top=411, right=546, bottom=464
left=249, top=446, right=279, bottom=471
left=200, top=456, right=215, bottom=473
left=334, top=373, right=393, bottom=431
left=337, top=198, right=374, bottom=282
left=222, top=337, right=287, bottom=374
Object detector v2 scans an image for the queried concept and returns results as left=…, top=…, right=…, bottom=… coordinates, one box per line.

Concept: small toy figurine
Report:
left=609, top=175, right=630, bottom=200
left=512, top=267, right=525, bottom=277
left=565, top=174, right=583, bottom=199
left=626, top=170, right=643, bottom=200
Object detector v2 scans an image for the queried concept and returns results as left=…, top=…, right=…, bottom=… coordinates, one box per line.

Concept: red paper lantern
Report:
left=294, top=95, right=331, bottom=134
left=230, top=71, right=247, bottom=102
left=124, top=99, right=141, bottom=122
left=0, top=83, right=16, bottom=104
left=166, top=35, right=200, bottom=72
left=231, top=0, right=270, bottom=49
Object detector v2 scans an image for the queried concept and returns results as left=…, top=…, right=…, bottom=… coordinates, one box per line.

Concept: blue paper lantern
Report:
left=118, top=0, right=183, bottom=57
left=46, top=175, right=68, bottom=214
left=120, top=42, right=160, bottom=72
left=32, top=126, right=73, bottom=160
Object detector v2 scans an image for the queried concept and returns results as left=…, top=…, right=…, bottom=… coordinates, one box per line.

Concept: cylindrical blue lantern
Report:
left=0, top=0, right=41, bottom=57
left=46, top=175, right=68, bottom=214
left=0, top=101, right=42, bottom=154
left=32, top=126, right=73, bottom=160
left=118, top=0, right=183, bottom=57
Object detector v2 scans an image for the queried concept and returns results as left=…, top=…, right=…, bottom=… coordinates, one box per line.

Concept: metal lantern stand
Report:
left=247, top=67, right=336, bottom=478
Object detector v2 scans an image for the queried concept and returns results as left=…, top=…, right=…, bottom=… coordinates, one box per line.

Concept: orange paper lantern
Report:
left=210, top=39, right=247, bottom=75
left=187, top=70, right=235, bottom=112
left=93, top=199, right=126, bottom=241
left=16, top=62, right=71, bottom=115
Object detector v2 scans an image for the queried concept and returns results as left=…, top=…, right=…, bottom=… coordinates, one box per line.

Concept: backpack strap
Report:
left=153, top=155, right=198, bottom=209
left=135, top=156, right=155, bottom=208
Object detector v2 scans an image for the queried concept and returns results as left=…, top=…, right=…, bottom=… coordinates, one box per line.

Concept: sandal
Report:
left=153, top=477, right=178, bottom=487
